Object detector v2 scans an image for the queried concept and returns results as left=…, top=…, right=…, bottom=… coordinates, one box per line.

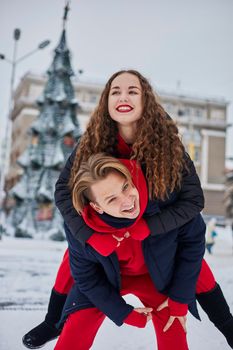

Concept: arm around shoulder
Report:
left=54, top=145, right=93, bottom=243
left=145, top=152, right=205, bottom=235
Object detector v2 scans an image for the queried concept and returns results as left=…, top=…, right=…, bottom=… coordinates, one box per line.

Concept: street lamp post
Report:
left=0, top=29, right=50, bottom=236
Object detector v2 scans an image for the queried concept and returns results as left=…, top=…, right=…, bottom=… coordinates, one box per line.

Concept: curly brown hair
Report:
left=70, top=69, right=186, bottom=200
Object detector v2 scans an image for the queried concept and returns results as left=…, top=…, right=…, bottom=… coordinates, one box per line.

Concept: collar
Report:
left=116, top=134, right=132, bottom=158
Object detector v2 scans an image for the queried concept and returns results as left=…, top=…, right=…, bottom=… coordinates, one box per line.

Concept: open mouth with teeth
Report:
left=116, top=105, right=133, bottom=113
left=122, top=202, right=137, bottom=214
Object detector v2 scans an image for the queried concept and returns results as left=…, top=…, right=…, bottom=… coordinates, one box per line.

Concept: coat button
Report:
left=72, top=302, right=76, bottom=306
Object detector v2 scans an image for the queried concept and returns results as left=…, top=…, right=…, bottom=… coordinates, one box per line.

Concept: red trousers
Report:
left=55, top=274, right=188, bottom=350
left=54, top=248, right=216, bottom=295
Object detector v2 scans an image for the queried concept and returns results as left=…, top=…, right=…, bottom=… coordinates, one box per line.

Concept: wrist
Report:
left=124, top=310, right=147, bottom=328
left=168, top=298, right=188, bottom=316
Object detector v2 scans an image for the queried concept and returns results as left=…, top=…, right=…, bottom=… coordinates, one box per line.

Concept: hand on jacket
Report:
left=157, top=298, right=187, bottom=333
left=124, top=307, right=153, bottom=328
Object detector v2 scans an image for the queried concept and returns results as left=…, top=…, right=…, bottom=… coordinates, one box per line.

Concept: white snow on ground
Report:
left=0, top=226, right=233, bottom=350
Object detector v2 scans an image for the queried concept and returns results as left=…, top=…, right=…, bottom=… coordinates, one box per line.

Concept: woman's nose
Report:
left=119, top=94, right=128, bottom=102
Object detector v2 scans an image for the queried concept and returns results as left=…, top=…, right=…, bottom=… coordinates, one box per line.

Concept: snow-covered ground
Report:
left=0, top=226, right=233, bottom=350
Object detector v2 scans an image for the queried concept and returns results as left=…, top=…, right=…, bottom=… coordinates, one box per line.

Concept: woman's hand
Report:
left=157, top=299, right=187, bottom=332
left=134, top=307, right=153, bottom=323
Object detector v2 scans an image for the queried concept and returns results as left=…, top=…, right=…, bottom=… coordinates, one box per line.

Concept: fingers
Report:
left=134, top=307, right=153, bottom=324
left=124, top=231, right=130, bottom=238
left=156, top=298, right=168, bottom=312
left=163, top=316, right=175, bottom=332
left=134, top=307, right=153, bottom=314
left=178, top=316, right=187, bottom=333
left=163, top=316, right=187, bottom=333
left=157, top=299, right=187, bottom=333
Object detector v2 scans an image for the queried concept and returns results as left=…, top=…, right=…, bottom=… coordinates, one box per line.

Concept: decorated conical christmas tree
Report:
left=7, top=4, right=81, bottom=240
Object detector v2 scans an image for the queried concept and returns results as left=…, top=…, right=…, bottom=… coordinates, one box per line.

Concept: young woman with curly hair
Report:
left=69, top=70, right=186, bottom=200
left=23, top=70, right=233, bottom=349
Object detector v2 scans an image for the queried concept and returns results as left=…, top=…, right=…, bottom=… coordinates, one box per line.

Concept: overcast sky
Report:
left=1, top=0, right=233, bottom=165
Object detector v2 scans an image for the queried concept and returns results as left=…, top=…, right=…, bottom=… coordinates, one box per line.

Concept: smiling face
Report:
left=89, top=170, right=140, bottom=219
left=108, top=73, right=143, bottom=128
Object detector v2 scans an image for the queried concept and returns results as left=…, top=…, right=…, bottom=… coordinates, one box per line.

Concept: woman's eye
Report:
left=129, top=90, right=137, bottom=95
left=111, top=91, right=120, bottom=95
left=108, top=197, right=116, bottom=204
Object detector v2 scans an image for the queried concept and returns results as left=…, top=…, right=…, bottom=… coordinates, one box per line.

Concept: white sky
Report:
left=1, top=0, right=233, bottom=165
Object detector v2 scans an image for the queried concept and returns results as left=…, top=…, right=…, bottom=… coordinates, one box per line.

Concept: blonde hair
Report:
left=72, top=153, right=132, bottom=214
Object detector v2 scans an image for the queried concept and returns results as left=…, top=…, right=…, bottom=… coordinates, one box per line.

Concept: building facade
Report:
left=7, top=72, right=228, bottom=216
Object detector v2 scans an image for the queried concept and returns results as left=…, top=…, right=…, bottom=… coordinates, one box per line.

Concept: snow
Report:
left=0, top=226, right=233, bottom=350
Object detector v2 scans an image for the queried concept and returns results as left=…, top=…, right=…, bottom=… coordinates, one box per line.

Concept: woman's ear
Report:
left=90, top=202, right=104, bottom=214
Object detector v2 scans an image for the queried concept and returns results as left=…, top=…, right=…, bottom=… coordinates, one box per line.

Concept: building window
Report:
left=210, top=108, right=225, bottom=121
left=195, top=108, right=204, bottom=118
left=178, top=109, right=184, bottom=116
left=181, top=129, right=201, bottom=162
left=194, top=147, right=201, bottom=163
left=81, top=92, right=87, bottom=102
left=89, top=94, right=98, bottom=103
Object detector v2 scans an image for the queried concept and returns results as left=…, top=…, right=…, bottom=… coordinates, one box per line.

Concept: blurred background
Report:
left=0, top=1, right=233, bottom=349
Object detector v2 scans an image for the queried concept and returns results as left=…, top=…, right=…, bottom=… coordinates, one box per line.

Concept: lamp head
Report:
left=38, top=40, right=50, bottom=49
left=14, top=28, right=21, bottom=41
